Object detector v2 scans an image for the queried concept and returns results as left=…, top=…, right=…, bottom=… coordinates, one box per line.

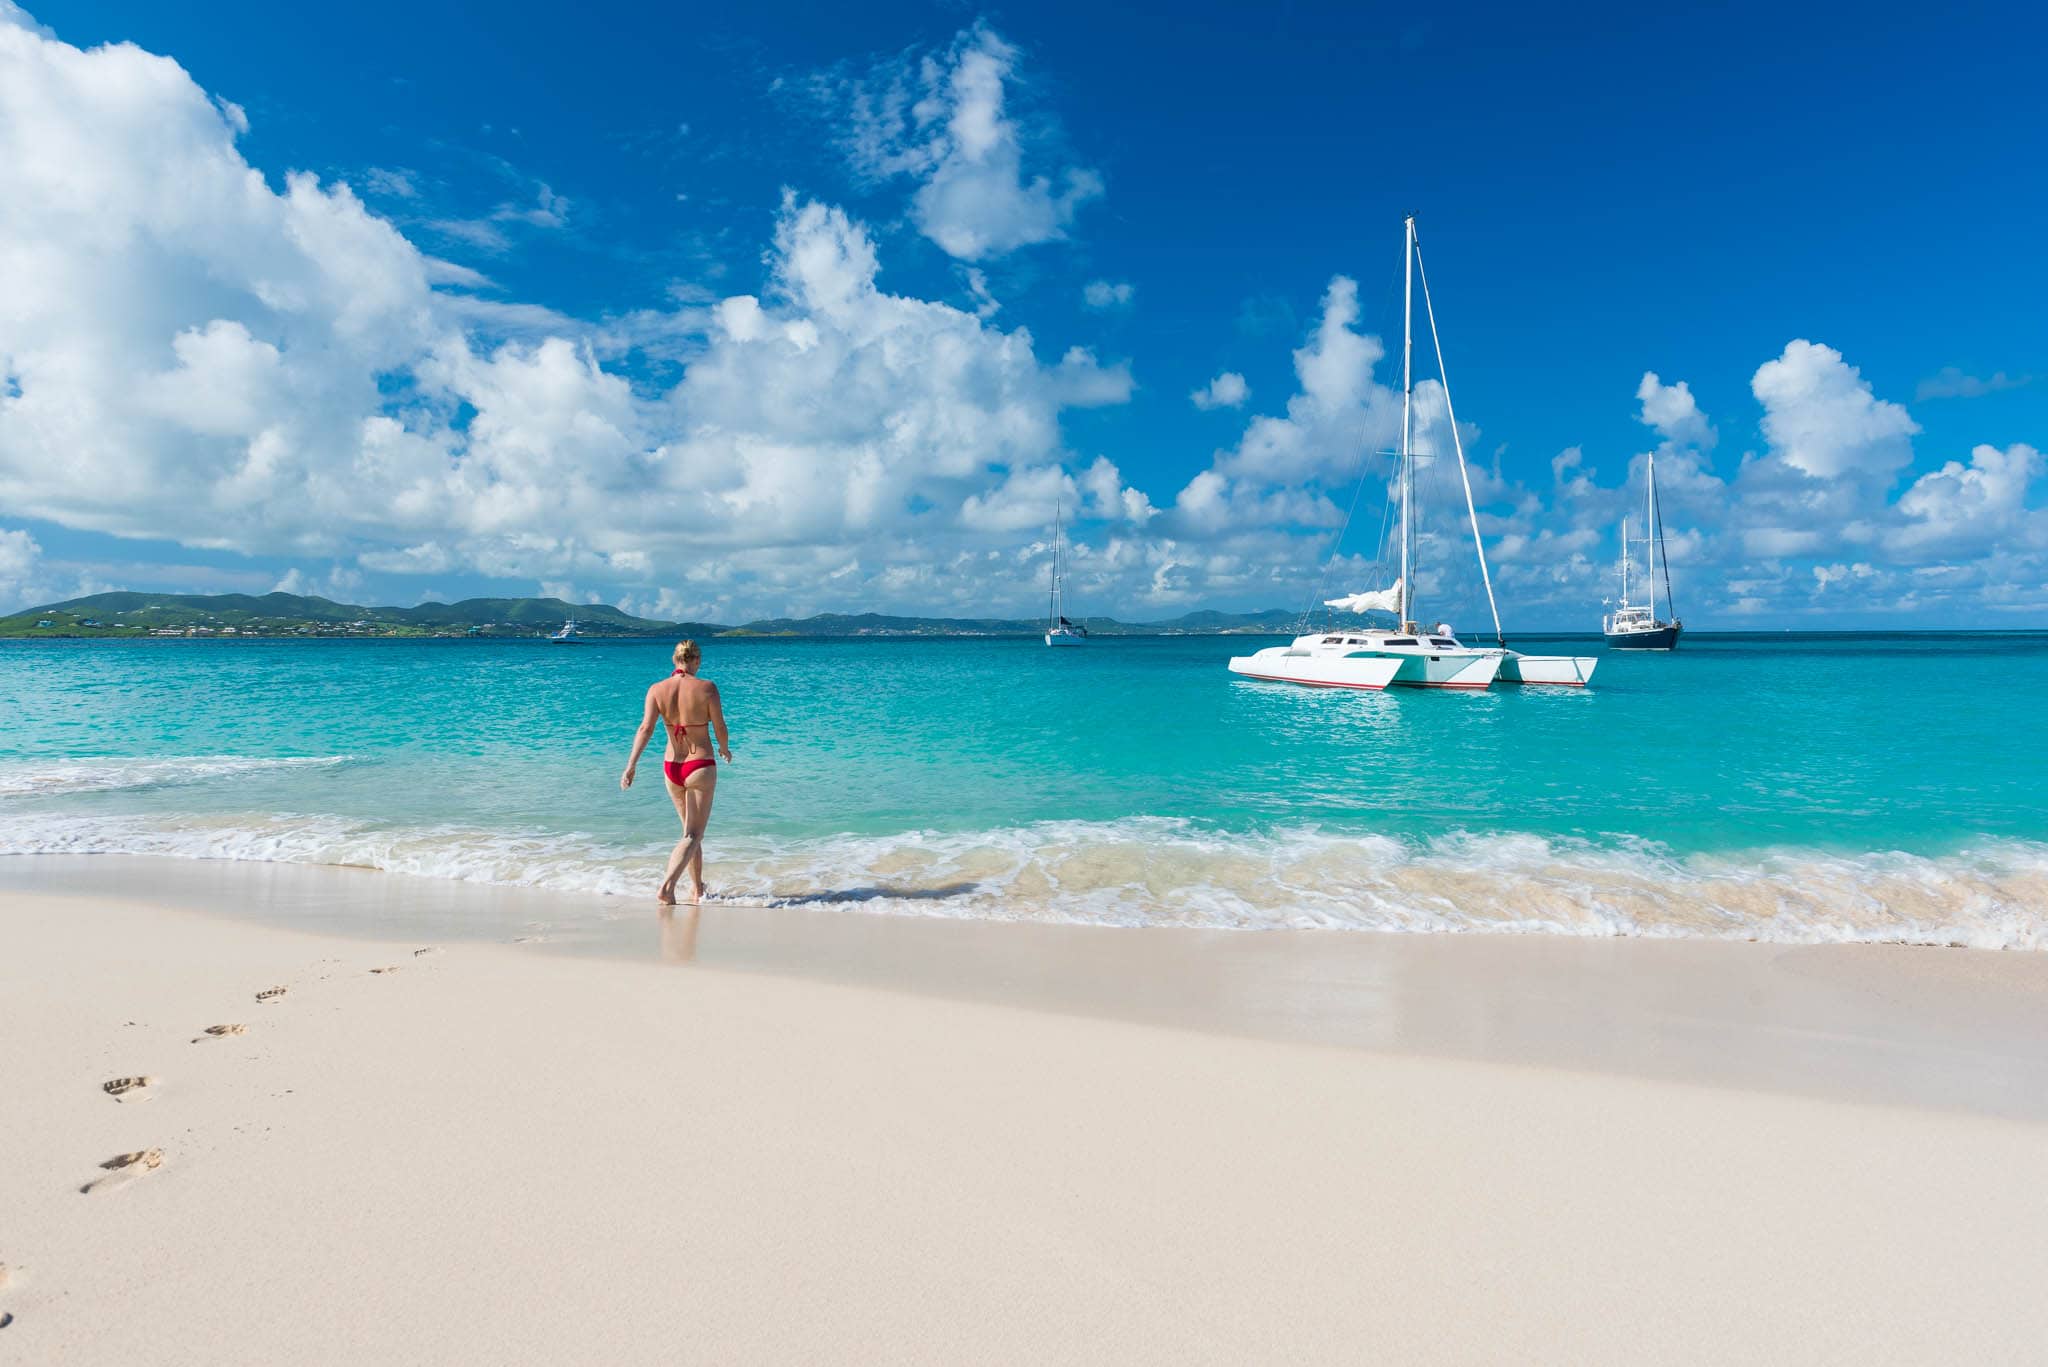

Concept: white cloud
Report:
left=272, top=564, right=364, bottom=601
left=1191, top=371, right=1248, bottom=410
left=0, top=523, right=107, bottom=611
left=1916, top=366, right=2033, bottom=401
left=3, top=7, right=2042, bottom=628
left=0, top=12, right=1144, bottom=615
left=1082, top=279, right=1133, bottom=310
left=1751, top=340, right=1918, bottom=481
left=1889, top=443, right=2041, bottom=554
left=1636, top=372, right=1716, bottom=449
left=844, top=25, right=1102, bottom=261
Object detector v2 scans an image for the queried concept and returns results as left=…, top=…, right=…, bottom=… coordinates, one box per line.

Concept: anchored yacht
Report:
left=1602, top=452, right=1682, bottom=650
left=1230, top=216, right=1594, bottom=691
left=1045, top=513, right=1087, bottom=647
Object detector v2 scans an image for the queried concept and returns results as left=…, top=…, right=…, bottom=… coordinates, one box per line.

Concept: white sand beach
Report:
left=5, top=866, right=2048, bottom=1365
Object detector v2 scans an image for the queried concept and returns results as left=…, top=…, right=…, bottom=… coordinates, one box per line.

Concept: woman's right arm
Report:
left=709, top=684, right=732, bottom=763
left=621, top=687, right=660, bottom=788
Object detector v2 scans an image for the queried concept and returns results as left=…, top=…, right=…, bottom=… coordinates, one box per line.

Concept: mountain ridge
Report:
left=1, top=591, right=1301, bottom=639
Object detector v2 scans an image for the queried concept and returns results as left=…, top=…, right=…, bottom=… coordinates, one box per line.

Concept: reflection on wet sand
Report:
left=658, top=905, right=699, bottom=964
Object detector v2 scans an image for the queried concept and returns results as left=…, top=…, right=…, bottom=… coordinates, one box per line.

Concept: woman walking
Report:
left=621, top=640, right=731, bottom=905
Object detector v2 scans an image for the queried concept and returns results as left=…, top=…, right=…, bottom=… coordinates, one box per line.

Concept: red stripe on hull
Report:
left=1232, top=671, right=1389, bottom=691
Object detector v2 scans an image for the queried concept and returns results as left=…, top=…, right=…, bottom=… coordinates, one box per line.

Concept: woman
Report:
left=621, top=640, right=732, bottom=905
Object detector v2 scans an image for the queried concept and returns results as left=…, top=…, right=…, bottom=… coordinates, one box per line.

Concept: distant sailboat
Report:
left=1045, top=513, right=1087, bottom=647
left=1602, top=452, right=1682, bottom=650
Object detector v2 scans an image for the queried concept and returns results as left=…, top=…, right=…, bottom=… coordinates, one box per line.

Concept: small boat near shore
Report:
left=547, top=620, right=583, bottom=644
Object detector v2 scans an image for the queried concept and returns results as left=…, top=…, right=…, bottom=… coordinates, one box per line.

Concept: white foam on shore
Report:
left=5, top=810, right=2048, bottom=950
left=0, top=755, right=350, bottom=797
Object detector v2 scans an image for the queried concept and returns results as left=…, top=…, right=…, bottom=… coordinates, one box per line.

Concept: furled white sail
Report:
left=1325, top=580, right=1402, bottom=614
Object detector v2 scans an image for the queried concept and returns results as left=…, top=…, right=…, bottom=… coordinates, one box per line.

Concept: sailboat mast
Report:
left=1645, top=453, right=1656, bottom=606
left=1049, top=516, right=1061, bottom=625
left=1399, top=215, right=1414, bottom=630
left=1620, top=515, right=1631, bottom=607
left=1650, top=452, right=1677, bottom=621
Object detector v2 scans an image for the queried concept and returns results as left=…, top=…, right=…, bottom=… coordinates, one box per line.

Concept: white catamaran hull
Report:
left=1497, top=652, right=1598, bottom=686
left=1383, top=650, right=1502, bottom=690
left=1045, top=630, right=1087, bottom=647
left=1227, top=648, right=1403, bottom=691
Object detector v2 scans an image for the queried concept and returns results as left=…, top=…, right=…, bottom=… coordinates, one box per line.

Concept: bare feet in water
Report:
left=657, top=882, right=678, bottom=906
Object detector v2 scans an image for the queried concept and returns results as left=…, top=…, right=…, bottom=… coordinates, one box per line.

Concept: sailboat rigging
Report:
left=1045, top=511, right=1087, bottom=647
left=1601, top=452, right=1682, bottom=650
left=1228, top=216, right=1597, bottom=690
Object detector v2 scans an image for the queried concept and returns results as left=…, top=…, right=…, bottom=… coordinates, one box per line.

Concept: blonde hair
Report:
left=673, top=639, right=702, bottom=666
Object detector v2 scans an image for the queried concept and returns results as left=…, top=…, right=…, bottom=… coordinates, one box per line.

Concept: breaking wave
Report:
left=0, top=755, right=352, bottom=797
left=5, top=811, right=2047, bottom=950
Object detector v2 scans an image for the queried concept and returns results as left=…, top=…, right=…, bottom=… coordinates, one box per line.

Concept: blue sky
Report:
left=1, top=0, right=2043, bottom=627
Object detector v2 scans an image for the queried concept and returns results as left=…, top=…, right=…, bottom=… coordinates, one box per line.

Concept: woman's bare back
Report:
left=655, top=676, right=718, bottom=761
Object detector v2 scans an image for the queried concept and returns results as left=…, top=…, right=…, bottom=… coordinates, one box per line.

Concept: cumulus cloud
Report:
left=1082, top=279, right=1132, bottom=310
left=1637, top=372, right=1716, bottom=450
left=1889, top=443, right=2042, bottom=554
left=0, top=11, right=1140, bottom=618
left=2, top=7, right=2041, bottom=628
left=1915, top=366, right=2034, bottom=401
left=1190, top=371, right=1248, bottom=410
left=1751, top=340, right=1918, bottom=482
left=844, top=25, right=1101, bottom=261
left=0, top=524, right=107, bottom=612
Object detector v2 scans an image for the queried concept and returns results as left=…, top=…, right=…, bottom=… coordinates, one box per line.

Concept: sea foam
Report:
left=0, top=755, right=350, bottom=797
left=5, top=811, right=2046, bottom=950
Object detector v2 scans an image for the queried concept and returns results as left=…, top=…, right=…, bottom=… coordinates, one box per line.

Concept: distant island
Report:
left=0, top=591, right=1300, bottom=640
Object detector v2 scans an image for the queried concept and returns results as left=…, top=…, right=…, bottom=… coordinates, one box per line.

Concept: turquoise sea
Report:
left=4, top=632, right=2047, bottom=946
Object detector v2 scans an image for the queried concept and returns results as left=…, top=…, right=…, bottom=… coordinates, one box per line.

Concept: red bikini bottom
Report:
left=663, top=757, right=716, bottom=785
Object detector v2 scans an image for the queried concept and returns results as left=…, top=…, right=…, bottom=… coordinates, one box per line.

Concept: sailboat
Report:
left=1228, top=216, right=1596, bottom=690
left=1601, top=452, right=1682, bottom=650
left=1045, top=513, right=1088, bottom=647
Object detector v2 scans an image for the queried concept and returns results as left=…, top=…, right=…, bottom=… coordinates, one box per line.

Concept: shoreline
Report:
left=4, top=878, right=2047, bottom=1363
left=8, top=853, right=2048, bottom=1119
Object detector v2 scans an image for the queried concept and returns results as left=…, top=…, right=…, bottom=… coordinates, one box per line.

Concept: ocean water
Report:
left=4, top=632, right=2047, bottom=947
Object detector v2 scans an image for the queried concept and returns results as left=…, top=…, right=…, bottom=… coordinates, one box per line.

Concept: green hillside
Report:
left=2, top=591, right=1301, bottom=640
left=0, top=591, right=702, bottom=639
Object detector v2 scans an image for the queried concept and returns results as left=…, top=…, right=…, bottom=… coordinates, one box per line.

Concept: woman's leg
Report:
left=682, top=769, right=717, bottom=903
left=658, top=779, right=698, bottom=904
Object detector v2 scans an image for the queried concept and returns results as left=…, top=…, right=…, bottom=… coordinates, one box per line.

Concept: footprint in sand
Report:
left=80, top=1149, right=163, bottom=1195
left=102, top=1076, right=157, bottom=1102
left=413, top=946, right=439, bottom=957
left=369, top=966, right=401, bottom=974
left=193, top=1023, right=247, bottom=1043
left=256, top=987, right=287, bottom=1003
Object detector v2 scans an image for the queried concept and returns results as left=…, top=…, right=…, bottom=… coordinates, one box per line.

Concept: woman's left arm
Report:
left=620, top=687, right=660, bottom=789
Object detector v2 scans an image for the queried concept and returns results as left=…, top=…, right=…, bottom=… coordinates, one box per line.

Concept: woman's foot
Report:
left=657, top=881, right=679, bottom=906
left=689, top=881, right=707, bottom=906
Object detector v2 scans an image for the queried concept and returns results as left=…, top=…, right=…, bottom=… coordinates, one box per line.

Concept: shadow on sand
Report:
left=771, top=882, right=983, bottom=907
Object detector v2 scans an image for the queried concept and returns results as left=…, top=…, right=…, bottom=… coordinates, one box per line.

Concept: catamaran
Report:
left=1045, top=513, right=1087, bottom=647
left=1229, top=216, right=1596, bottom=690
left=1602, top=452, right=1682, bottom=650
